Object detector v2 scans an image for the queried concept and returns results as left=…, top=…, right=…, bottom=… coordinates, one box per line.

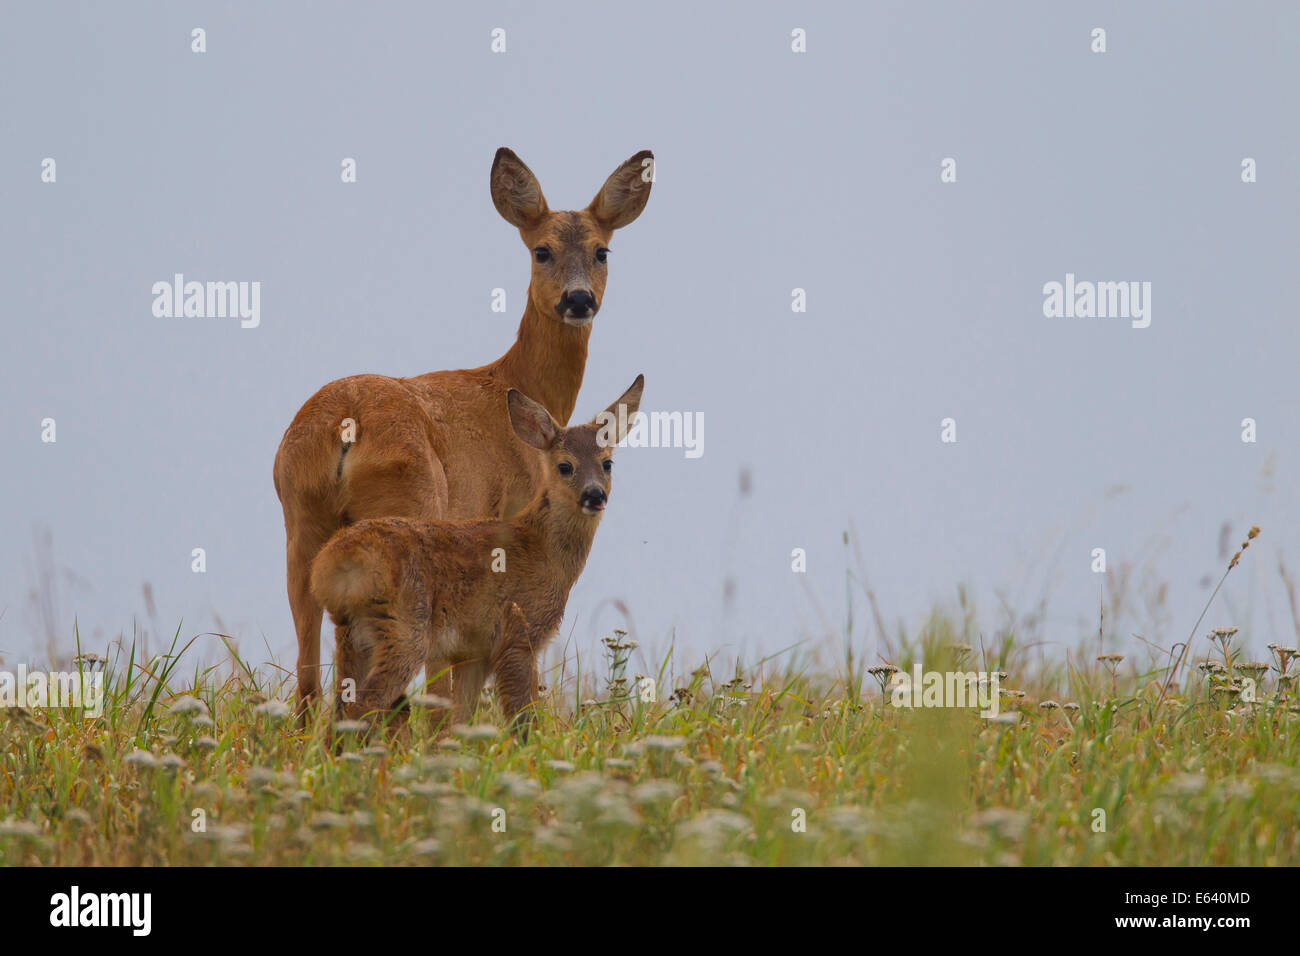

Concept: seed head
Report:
left=408, top=694, right=454, bottom=709
left=168, top=696, right=209, bottom=717
left=452, top=723, right=500, bottom=742
left=1208, top=626, right=1239, bottom=646
left=124, top=749, right=160, bottom=769
left=254, top=699, right=293, bottom=720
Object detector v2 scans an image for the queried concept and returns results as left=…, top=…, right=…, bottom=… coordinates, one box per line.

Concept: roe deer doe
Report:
left=310, top=375, right=644, bottom=736
left=274, top=148, right=653, bottom=717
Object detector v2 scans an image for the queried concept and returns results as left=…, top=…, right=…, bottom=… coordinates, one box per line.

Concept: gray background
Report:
left=3, top=1, right=1298, bottom=680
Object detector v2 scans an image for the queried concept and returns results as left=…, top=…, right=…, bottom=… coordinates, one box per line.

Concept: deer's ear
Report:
left=491, top=148, right=549, bottom=228
left=588, top=150, right=653, bottom=230
left=508, top=389, right=559, bottom=449
left=594, top=374, right=645, bottom=445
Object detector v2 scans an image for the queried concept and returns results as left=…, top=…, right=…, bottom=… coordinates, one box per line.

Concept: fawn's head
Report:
left=491, top=148, right=653, bottom=325
left=507, top=375, right=645, bottom=516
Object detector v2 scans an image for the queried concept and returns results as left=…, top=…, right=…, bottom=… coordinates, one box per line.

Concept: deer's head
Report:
left=491, top=148, right=653, bottom=325
left=507, top=375, right=645, bottom=516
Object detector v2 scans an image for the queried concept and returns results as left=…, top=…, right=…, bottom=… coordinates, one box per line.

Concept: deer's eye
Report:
left=602, top=459, right=613, bottom=473
left=557, top=461, right=574, bottom=476
left=595, top=248, right=609, bottom=264
left=534, top=248, right=551, bottom=263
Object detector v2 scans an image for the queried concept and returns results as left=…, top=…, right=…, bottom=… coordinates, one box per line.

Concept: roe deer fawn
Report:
left=274, top=147, right=653, bottom=718
left=310, top=375, right=644, bottom=736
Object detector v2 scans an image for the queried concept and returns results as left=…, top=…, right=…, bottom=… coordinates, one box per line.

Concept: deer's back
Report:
left=273, top=369, right=544, bottom=535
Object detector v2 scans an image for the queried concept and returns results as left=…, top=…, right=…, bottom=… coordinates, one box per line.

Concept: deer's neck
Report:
left=490, top=295, right=590, bottom=425
left=510, top=492, right=600, bottom=587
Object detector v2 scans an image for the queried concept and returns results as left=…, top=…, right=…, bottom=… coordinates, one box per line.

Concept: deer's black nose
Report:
left=562, top=290, right=596, bottom=316
left=580, top=486, right=607, bottom=511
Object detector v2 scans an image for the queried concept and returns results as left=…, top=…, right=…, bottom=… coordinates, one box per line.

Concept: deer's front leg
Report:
left=493, top=650, right=539, bottom=738
left=420, top=653, right=456, bottom=735
left=355, top=616, right=423, bottom=734
left=451, top=656, right=490, bottom=725
left=492, top=609, right=543, bottom=738
left=333, top=619, right=360, bottom=723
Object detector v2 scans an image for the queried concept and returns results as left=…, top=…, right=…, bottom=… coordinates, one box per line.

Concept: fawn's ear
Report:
left=508, top=389, right=559, bottom=450
left=594, top=374, right=645, bottom=446
left=588, top=150, right=653, bottom=231
left=491, top=148, right=549, bottom=228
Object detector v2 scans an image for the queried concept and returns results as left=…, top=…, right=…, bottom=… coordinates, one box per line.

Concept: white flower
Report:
left=677, top=809, right=751, bottom=840
left=0, top=820, right=41, bottom=837
left=124, top=749, right=160, bottom=768
left=631, top=781, right=682, bottom=805
left=408, top=694, right=453, bottom=709
left=452, top=723, right=499, bottom=742
left=970, top=807, right=1028, bottom=838
left=254, top=700, right=292, bottom=720
left=168, top=696, right=209, bottom=717
left=410, top=838, right=441, bottom=857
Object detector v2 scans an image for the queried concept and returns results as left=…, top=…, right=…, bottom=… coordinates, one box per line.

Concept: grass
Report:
left=2, top=609, right=1298, bottom=866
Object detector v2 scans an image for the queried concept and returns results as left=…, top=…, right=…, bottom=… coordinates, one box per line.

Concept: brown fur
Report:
left=310, top=377, right=645, bottom=736
left=273, top=148, right=653, bottom=715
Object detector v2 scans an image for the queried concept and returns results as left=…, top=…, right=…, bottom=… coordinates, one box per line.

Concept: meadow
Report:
left=2, top=569, right=1297, bottom=866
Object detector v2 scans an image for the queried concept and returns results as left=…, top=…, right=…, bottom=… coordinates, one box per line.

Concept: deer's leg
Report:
left=341, top=445, right=451, bottom=733
left=355, top=614, right=425, bottom=733
left=417, top=652, right=456, bottom=735
left=452, top=656, right=491, bottom=726
left=493, top=645, right=541, bottom=739
left=324, top=619, right=362, bottom=754
left=288, top=547, right=325, bottom=721
left=493, top=609, right=542, bottom=739
left=332, top=619, right=360, bottom=722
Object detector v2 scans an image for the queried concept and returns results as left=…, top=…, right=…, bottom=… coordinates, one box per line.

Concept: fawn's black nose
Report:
left=580, top=486, right=607, bottom=513
left=561, top=290, right=596, bottom=318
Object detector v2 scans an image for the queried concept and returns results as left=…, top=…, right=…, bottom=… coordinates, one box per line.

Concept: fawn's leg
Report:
left=452, top=657, right=491, bottom=726
left=332, top=619, right=361, bottom=723
left=328, top=618, right=371, bottom=755
left=493, top=644, right=541, bottom=739
left=355, top=615, right=425, bottom=732
left=492, top=606, right=542, bottom=737
left=419, top=650, right=456, bottom=735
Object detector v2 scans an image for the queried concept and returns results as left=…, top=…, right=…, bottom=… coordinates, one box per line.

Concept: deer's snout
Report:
left=559, top=289, right=597, bottom=321
left=579, top=485, right=607, bottom=514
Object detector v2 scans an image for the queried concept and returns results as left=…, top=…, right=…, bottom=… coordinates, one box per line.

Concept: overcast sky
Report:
left=3, top=2, right=1298, bottom=684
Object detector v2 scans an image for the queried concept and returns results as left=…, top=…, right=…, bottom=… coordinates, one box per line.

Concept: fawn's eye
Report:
left=534, top=247, right=551, bottom=263
left=557, top=461, right=574, bottom=476
left=602, top=459, right=613, bottom=473
left=595, top=248, right=609, bottom=263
